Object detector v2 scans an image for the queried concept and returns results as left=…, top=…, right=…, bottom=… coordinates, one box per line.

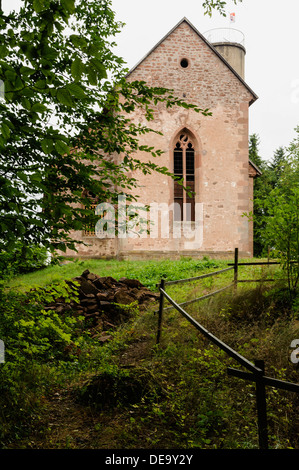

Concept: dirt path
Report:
left=12, top=337, right=153, bottom=449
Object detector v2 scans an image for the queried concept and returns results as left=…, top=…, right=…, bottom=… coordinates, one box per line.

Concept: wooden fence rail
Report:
left=155, top=247, right=299, bottom=449
left=158, top=266, right=234, bottom=313
left=163, top=266, right=234, bottom=286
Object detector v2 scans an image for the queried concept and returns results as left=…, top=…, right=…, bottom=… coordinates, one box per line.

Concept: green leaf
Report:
left=20, top=66, right=36, bottom=76
left=41, top=45, right=58, bottom=62
left=66, top=82, right=86, bottom=99
left=0, top=45, right=8, bottom=59
left=19, top=43, right=37, bottom=61
left=14, top=76, right=24, bottom=91
left=33, top=0, right=46, bottom=13
left=90, top=58, right=107, bottom=79
left=21, top=97, right=31, bottom=111
left=56, top=88, right=73, bottom=107
left=88, top=43, right=103, bottom=59
left=30, top=173, right=42, bottom=183
left=1, top=123, right=10, bottom=139
left=4, top=70, right=17, bottom=81
left=70, top=35, right=87, bottom=49
left=61, top=0, right=75, bottom=14
left=17, top=171, right=29, bottom=183
left=55, top=140, right=70, bottom=155
left=87, top=67, right=97, bottom=86
left=71, top=57, right=84, bottom=82
left=41, top=138, right=54, bottom=154
left=35, top=79, right=47, bottom=90
left=31, top=103, right=48, bottom=113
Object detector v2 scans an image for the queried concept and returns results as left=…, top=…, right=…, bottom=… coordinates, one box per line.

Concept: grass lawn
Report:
left=6, top=256, right=228, bottom=292
left=6, top=254, right=277, bottom=293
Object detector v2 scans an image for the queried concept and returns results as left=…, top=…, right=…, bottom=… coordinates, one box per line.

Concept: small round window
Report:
left=180, top=58, right=189, bottom=68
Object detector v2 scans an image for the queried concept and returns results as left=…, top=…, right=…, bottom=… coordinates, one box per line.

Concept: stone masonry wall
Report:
left=117, top=21, right=256, bottom=258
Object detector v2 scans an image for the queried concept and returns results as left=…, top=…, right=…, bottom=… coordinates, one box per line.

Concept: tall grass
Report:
left=7, top=256, right=227, bottom=292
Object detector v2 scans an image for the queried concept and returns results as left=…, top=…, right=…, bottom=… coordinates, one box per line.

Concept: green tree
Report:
left=0, top=0, right=209, bottom=260
left=256, top=129, right=299, bottom=297
left=268, top=146, right=287, bottom=189
left=248, top=134, right=270, bottom=256
left=263, top=184, right=298, bottom=298
left=249, top=133, right=264, bottom=169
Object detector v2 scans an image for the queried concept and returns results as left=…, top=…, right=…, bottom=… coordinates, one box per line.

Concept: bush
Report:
left=78, top=367, right=161, bottom=410
left=0, top=280, right=87, bottom=444
left=0, top=242, right=49, bottom=279
left=0, top=281, right=84, bottom=363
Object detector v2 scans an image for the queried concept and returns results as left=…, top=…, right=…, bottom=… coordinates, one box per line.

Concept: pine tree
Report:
left=248, top=134, right=269, bottom=256
left=268, top=146, right=286, bottom=189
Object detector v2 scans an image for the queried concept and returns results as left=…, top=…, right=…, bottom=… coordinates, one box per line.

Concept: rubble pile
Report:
left=43, top=269, right=159, bottom=340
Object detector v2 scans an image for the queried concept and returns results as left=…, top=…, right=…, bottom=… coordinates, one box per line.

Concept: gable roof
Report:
left=127, top=17, right=258, bottom=106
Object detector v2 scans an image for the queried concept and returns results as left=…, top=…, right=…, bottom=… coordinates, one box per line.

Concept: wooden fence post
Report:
left=234, top=247, right=239, bottom=293
left=156, top=278, right=165, bottom=344
left=254, top=359, right=268, bottom=450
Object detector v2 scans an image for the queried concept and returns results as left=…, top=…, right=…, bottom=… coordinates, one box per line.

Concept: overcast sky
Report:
left=4, top=0, right=299, bottom=162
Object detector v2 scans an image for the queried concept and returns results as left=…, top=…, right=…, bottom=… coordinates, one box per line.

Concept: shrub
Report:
left=0, top=242, right=49, bottom=279
left=78, top=367, right=162, bottom=410
left=0, top=280, right=84, bottom=363
left=0, top=280, right=87, bottom=444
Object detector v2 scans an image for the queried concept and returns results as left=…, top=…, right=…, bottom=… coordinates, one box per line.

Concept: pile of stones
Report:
left=43, top=269, right=159, bottom=340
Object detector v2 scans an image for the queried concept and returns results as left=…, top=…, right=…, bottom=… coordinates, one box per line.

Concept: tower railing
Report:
left=204, top=28, right=245, bottom=47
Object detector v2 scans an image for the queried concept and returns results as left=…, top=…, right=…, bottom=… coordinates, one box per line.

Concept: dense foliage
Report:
left=0, top=242, right=49, bottom=278
left=248, top=129, right=299, bottom=297
left=0, top=278, right=86, bottom=442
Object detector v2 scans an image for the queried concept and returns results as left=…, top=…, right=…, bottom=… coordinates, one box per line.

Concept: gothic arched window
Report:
left=82, top=190, right=99, bottom=237
left=173, top=132, right=195, bottom=222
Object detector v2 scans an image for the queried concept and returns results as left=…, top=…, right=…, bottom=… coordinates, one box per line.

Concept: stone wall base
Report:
left=61, top=249, right=252, bottom=261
